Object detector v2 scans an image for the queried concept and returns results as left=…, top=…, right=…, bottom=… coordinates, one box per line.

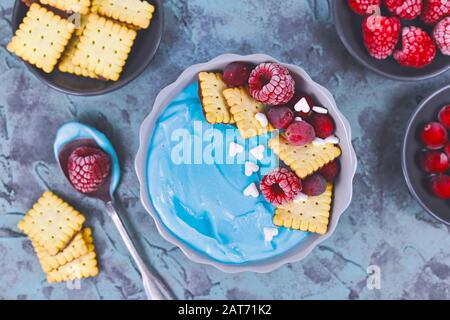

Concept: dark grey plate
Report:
left=332, top=0, right=450, bottom=81
left=11, top=0, right=164, bottom=96
left=402, top=85, right=450, bottom=225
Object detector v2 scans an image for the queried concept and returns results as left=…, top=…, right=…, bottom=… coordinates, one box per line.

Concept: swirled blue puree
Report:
left=147, top=82, right=310, bottom=264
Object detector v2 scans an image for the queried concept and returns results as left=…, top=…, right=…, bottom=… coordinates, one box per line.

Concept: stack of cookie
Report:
left=7, top=0, right=155, bottom=81
left=18, top=191, right=99, bottom=283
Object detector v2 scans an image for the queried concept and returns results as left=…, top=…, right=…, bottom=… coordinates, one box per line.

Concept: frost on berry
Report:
left=260, top=168, right=301, bottom=206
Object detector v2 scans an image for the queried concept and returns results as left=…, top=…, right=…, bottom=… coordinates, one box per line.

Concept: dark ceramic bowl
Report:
left=11, top=0, right=164, bottom=96
left=332, top=0, right=450, bottom=81
left=402, top=85, right=450, bottom=225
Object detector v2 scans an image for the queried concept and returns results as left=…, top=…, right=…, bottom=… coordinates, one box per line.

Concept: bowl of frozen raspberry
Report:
left=333, top=0, right=450, bottom=80
left=403, top=85, right=450, bottom=224
left=136, top=54, right=357, bottom=273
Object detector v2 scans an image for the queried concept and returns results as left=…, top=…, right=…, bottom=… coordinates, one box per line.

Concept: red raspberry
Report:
left=393, top=26, right=436, bottom=68
left=433, top=17, right=450, bottom=55
left=385, top=0, right=423, bottom=20
left=362, top=15, right=401, bottom=59
left=421, top=0, right=450, bottom=25
left=260, top=168, right=302, bottom=206
left=67, top=146, right=111, bottom=194
left=348, top=0, right=381, bottom=15
left=248, top=63, right=295, bottom=106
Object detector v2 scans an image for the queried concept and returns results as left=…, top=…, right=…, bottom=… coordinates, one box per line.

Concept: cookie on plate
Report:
left=7, top=3, right=75, bottom=73
left=71, top=14, right=137, bottom=81
left=198, top=72, right=235, bottom=124
left=223, top=87, right=275, bottom=139
left=274, top=183, right=333, bottom=234
left=39, top=0, right=91, bottom=14
left=268, top=135, right=341, bottom=179
left=91, top=0, right=155, bottom=29
left=59, top=38, right=98, bottom=78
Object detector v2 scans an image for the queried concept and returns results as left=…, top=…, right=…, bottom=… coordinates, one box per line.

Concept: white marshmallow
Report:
left=250, top=145, right=265, bottom=161
left=312, top=106, right=328, bottom=114
left=243, top=183, right=259, bottom=198
left=229, top=142, right=244, bottom=157
left=294, top=97, right=311, bottom=113
left=263, top=227, right=279, bottom=242
left=255, top=112, right=269, bottom=128
left=244, top=161, right=260, bottom=177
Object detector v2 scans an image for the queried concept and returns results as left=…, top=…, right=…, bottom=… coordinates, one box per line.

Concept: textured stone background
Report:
left=1, top=0, right=450, bottom=300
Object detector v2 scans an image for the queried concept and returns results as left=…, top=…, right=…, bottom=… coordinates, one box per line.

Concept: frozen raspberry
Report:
left=223, top=62, right=252, bottom=87
left=248, top=63, right=295, bottom=106
left=308, top=113, right=335, bottom=139
left=429, top=174, right=450, bottom=199
left=385, top=0, right=423, bottom=19
left=348, top=0, right=381, bottom=15
left=421, top=0, right=450, bottom=25
left=302, top=174, right=327, bottom=196
left=438, top=104, right=450, bottom=128
left=260, top=168, right=302, bottom=206
left=393, top=26, right=436, bottom=68
left=433, top=17, right=450, bottom=55
left=420, top=121, right=448, bottom=149
left=67, top=146, right=111, bottom=194
left=319, top=160, right=341, bottom=182
left=420, top=150, right=449, bottom=173
left=285, top=121, right=316, bottom=146
left=362, top=15, right=401, bottom=59
left=267, top=106, right=294, bottom=129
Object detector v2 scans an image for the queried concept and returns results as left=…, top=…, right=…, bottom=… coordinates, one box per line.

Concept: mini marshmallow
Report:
left=295, top=117, right=303, bottom=122
left=325, top=135, right=340, bottom=144
left=250, top=145, right=265, bottom=161
left=294, top=192, right=308, bottom=203
left=255, top=112, right=269, bottom=128
left=312, top=138, right=326, bottom=146
left=244, top=161, right=260, bottom=177
left=312, top=106, right=328, bottom=114
left=294, top=97, right=311, bottom=113
left=229, top=142, right=244, bottom=157
left=263, top=227, right=279, bottom=243
left=243, top=183, right=259, bottom=198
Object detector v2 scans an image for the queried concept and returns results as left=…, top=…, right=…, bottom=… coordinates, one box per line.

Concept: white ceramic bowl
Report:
left=135, top=54, right=357, bottom=273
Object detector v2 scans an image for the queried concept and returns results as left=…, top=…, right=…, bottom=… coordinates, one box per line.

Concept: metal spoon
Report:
left=54, top=122, right=173, bottom=300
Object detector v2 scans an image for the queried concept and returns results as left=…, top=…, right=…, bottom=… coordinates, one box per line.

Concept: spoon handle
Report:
left=105, top=201, right=174, bottom=300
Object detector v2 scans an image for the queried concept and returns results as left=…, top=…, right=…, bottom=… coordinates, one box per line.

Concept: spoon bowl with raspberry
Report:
left=54, top=122, right=173, bottom=300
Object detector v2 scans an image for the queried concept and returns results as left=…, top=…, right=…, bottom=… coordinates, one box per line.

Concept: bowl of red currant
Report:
left=402, top=85, right=450, bottom=224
